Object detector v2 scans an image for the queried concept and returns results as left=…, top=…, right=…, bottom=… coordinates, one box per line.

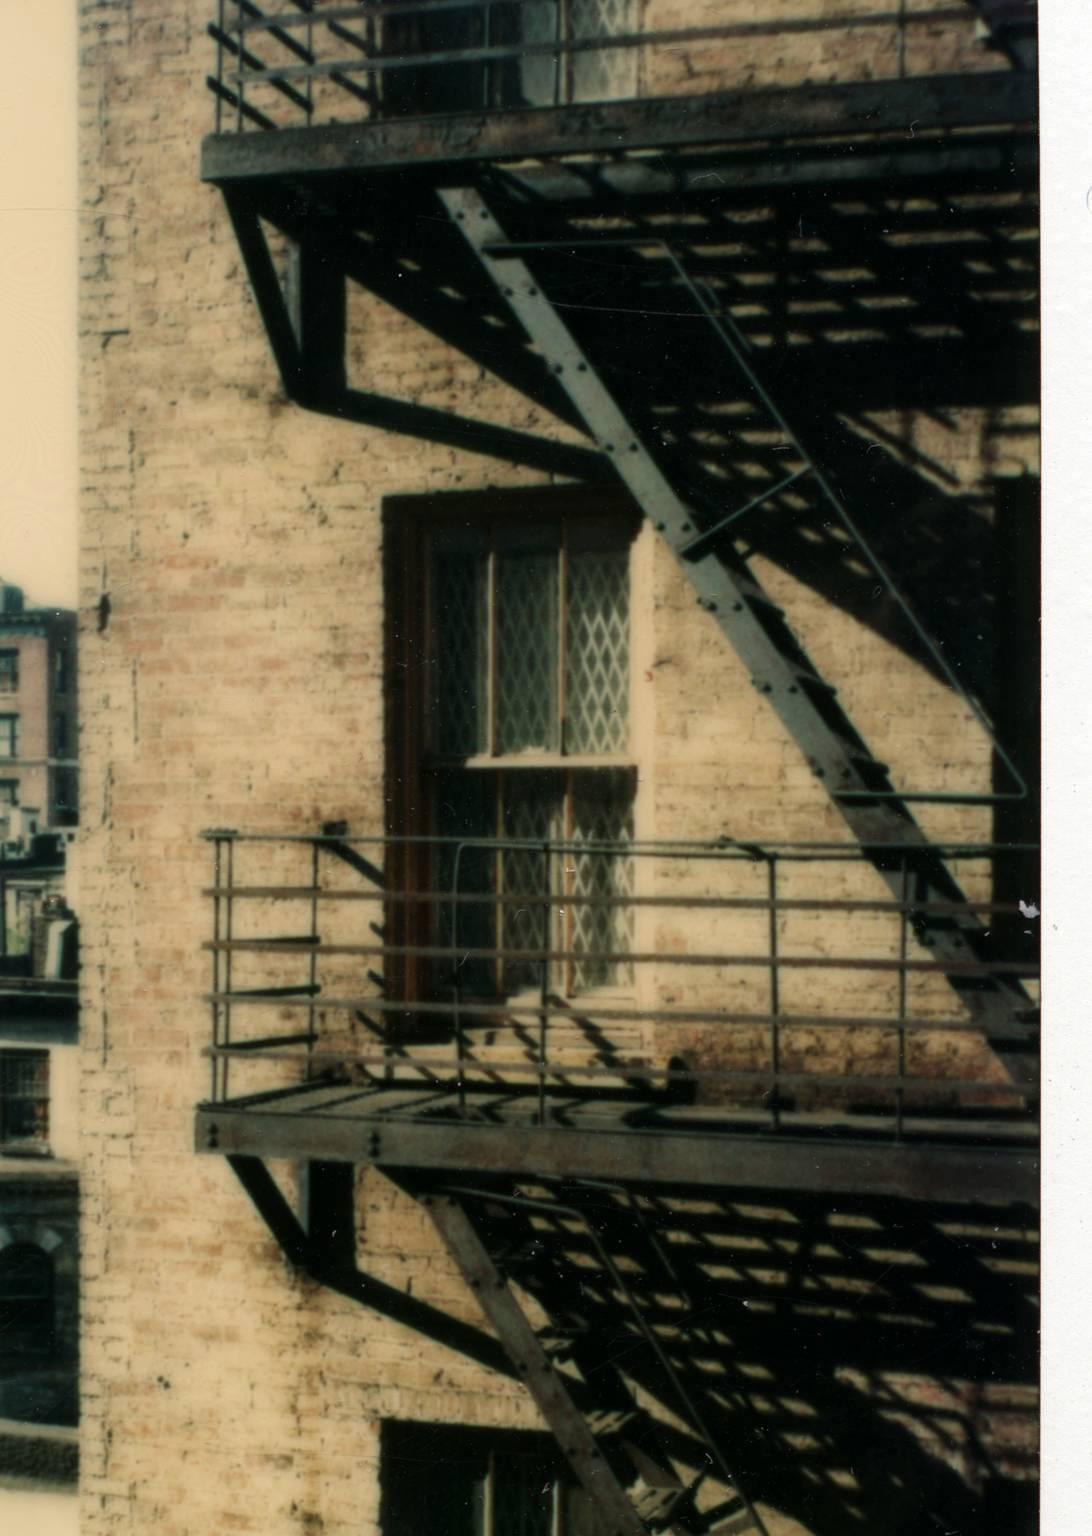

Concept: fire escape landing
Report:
left=197, top=8, right=1040, bottom=1533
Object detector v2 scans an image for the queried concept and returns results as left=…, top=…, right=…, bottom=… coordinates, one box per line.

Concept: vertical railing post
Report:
left=896, top=857, right=910, bottom=1141
left=223, top=835, right=236, bottom=1102
left=538, top=839, right=551, bottom=1126
left=235, top=0, right=246, bottom=131
left=215, top=0, right=226, bottom=132
left=451, top=841, right=467, bottom=1117
left=211, top=837, right=223, bottom=1101
left=767, top=855, right=781, bottom=1132
left=305, top=2, right=314, bottom=123
left=307, top=839, right=320, bottom=1081
left=482, top=0, right=492, bottom=109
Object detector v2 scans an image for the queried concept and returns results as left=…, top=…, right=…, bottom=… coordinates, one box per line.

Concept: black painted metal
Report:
left=440, top=184, right=1035, bottom=1082
left=420, top=1189, right=686, bottom=1536
left=223, top=186, right=605, bottom=477
left=202, top=1102, right=1040, bottom=1207
left=225, top=1153, right=517, bottom=1375
left=201, top=67, right=1035, bottom=174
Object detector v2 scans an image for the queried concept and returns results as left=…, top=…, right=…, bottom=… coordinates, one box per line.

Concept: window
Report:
left=0, top=1050, right=50, bottom=1150
left=0, top=650, right=17, bottom=693
left=54, top=646, right=70, bottom=695
left=0, top=715, right=18, bottom=758
left=0, top=781, right=16, bottom=807
left=381, top=0, right=638, bottom=115
left=382, top=1424, right=596, bottom=1536
left=55, top=713, right=68, bottom=755
left=391, top=504, right=638, bottom=1002
left=0, top=1243, right=55, bottom=1356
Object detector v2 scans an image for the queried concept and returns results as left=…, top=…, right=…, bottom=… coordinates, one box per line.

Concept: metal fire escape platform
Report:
left=195, top=832, right=1039, bottom=1210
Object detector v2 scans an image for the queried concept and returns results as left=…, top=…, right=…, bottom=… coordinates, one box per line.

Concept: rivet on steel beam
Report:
left=577, top=362, right=588, bottom=372
left=552, top=364, right=564, bottom=374
left=733, top=602, right=744, bottom=611
left=527, top=287, right=539, bottom=296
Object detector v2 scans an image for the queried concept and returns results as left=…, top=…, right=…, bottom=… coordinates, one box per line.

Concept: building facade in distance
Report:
left=78, top=5, right=1039, bottom=1536
left=0, top=581, right=78, bottom=842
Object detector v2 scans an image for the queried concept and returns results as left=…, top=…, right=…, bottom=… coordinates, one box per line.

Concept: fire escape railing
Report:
left=201, top=830, right=1039, bottom=1147
left=207, top=1, right=1032, bottom=134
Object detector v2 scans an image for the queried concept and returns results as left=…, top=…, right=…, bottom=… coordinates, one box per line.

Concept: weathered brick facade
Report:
left=79, top=4, right=1038, bottom=1534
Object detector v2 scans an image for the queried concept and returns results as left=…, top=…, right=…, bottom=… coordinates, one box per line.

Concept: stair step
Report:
left=708, top=1508, right=760, bottom=1536
left=246, top=933, right=321, bottom=945
left=225, top=983, right=322, bottom=999
left=634, top=1485, right=685, bottom=1525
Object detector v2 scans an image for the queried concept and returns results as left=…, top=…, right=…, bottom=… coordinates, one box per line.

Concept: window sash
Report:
left=433, top=766, right=635, bottom=998
left=0, top=651, right=17, bottom=693
left=429, top=520, right=630, bottom=763
left=0, top=715, right=18, bottom=757
left=0, top=1050, right=50, bottom=1148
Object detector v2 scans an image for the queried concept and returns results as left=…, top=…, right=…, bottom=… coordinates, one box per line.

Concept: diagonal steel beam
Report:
left=439, top=184, right=1034, bottom=1081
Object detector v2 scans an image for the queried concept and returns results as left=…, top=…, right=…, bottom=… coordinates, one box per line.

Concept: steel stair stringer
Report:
left=400, top=1174, right=768, bottom=1536
left=439, top=183, right=1036, bottom=1087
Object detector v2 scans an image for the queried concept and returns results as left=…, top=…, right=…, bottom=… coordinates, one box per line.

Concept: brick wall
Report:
left=79, top=3, right=1037, bottom=1533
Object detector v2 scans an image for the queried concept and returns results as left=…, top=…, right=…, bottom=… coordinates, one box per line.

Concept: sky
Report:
left=0, top=0, right=77, bottom=610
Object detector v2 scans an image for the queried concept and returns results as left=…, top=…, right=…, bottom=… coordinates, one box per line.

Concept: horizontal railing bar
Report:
left=204, top=992, right=1033, bottom=1034
left=229, top=14, right=977, bottom=85
left=200, top=884, right=1032, bottom=917
left=200, top=829, right=1038, bottom=856
left=205, top=939, right=1038, bottom=975
left=234, top=3, right=970, bottom=42
left=200, top=1046, right=1037, bottom=1101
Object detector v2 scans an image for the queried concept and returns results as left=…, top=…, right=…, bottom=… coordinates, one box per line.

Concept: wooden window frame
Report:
left=384, top=484, right=640, bottom=1023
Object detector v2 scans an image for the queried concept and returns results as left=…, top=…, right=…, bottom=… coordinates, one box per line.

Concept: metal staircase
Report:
left=437, top=182, right=1036, bottom=1084
left=403, top=1174, right=771, bottom=1536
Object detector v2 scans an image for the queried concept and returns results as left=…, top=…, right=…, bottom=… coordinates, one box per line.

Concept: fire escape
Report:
left=198, top=5, right=1039, bottom=1532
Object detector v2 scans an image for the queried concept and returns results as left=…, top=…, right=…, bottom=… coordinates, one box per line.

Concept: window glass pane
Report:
left=0, top=1050, right=50, bottom=1145
left=570, top=770, right=635, bottom=992
left=434, top=770, right=496, bottom=997
left=434, top=551, right=488, bottom=757
left=496, top=553, right=559, bottom=754
left=501, top=771, right=563, bottom=992
left=570, top=0, right=639, bottom=102
left=566, top=549, right=629, bottom=754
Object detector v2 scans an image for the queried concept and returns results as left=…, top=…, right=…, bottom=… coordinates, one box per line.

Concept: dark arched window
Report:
left=0, top=1243, right=56, bottom=1356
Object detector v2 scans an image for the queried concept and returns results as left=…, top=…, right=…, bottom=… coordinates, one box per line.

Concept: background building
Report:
left=0, top=582, right=81, bottom=1477
left=78, top=4, right=1038, bottom=1535
left=0, top=580, right=78, bottom=841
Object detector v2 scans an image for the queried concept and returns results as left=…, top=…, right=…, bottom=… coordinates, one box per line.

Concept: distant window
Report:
left=0, top=1050, right=50, bottom=1150
left=55, top=714, right=68, bottom=755
left=0, top=651, right=17, bottom=693
left=0, top=715, right=18, bottom=758
left=382, top=1423, right=595, bottom=1536
left=0, top=1243, right=55, bottom=1356
left=54, top=647, right=70, bottom=695
left=0, top=781, right=16, bottom=807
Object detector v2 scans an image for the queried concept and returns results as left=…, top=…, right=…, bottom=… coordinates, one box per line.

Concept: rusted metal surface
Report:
left=198, top=1098, right=1039, bottom=1206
